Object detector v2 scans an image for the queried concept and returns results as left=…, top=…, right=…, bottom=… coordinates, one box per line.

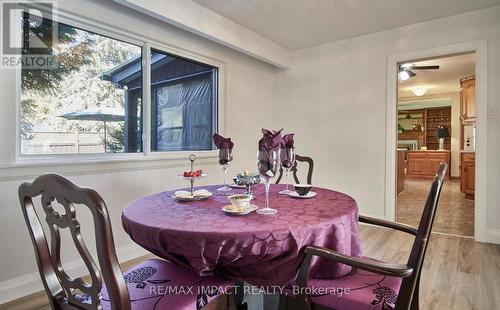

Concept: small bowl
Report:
left=228, top=194, right=252, bottom=209
left=294, top=184, right=312, bottom=196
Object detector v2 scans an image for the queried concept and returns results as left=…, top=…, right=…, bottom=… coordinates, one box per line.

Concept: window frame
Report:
left=144, top=43, right=220, bottom=157
left=13, top=7, right=225, bottom=166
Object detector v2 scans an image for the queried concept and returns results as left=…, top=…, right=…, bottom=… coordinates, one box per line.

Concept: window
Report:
left=20, top=15, right=142, bottom=155
left=18, top=12, right=219, bottom=160
left=150, top=49, right=217, bottom=151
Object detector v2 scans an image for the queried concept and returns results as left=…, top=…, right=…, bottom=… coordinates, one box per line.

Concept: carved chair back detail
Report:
left=276, top=154, right=314, bottom=185
left=19, top=174, right=130, bottom=310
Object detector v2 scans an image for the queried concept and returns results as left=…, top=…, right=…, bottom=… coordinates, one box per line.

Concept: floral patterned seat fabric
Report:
left=286, top=258, right=402, bottom=310
left=100, top=259, right=233, bottom=310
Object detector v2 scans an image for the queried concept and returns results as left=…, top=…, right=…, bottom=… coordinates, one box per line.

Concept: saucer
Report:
left=288, top=191, right=317, bottom=199
left=229, top=183, right=246, bottom=188
left=222, top=204, right=258, bottom=215
left=172, top=189, right=213, bottom=201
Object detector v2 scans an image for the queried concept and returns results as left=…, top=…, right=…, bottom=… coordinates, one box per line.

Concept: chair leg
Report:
left=285, top=295, right=312, bottom=310
left=233, top=281, right=247, bottom=310
left=228, top=293, right=246, bottom=310
left=236, top=303, right=248, bottom=310
left=410, top=280, right=420, bottom=310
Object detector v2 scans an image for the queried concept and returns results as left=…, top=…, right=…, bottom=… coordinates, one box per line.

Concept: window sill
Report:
left=0, top=150, right=218, bottom=182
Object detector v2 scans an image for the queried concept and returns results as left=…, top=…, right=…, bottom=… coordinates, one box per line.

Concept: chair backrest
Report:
left=396, top=162, right=447, bottom=309
left=276, top=154, right=314, bottom=185
left=19, top=174, right=130, bottom=310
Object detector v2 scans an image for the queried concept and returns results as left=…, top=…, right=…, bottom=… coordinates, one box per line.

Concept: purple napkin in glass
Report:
left=258, top=129, right=283, bottom=177
left=213, top=134, right=234, bottom=149
left=258, top=128, right=283, bottom=151
left=281, top=133, right=294, bottom=148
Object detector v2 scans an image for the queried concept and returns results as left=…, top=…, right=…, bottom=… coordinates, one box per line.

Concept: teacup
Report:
left=294, top=184, right=312, bottom=196
left=228, top=194, right=252, bottom=210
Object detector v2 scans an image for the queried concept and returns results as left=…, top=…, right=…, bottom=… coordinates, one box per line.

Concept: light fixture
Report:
left=412, top=87, right=428, bottom=96
left=398, top=70, right=410, bottom=81
left=401, top=63, right=414, bottom=69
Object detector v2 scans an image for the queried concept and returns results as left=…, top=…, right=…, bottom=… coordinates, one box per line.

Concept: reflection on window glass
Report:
left=150, top=49, right=217, bottom=151
left=20, top=15, right=142, bottom=155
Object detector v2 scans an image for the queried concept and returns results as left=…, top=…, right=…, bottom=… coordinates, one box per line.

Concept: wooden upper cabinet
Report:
left=461, top=76, right=476, bottom=122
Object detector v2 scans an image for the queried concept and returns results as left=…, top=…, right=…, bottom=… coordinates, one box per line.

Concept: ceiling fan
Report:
left=398, top=63, right=440, bottom=81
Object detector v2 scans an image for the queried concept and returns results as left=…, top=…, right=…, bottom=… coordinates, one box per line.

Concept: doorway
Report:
left=385, top=40, right=489, bottom=242
left=395, top=53, right=476, bottom=237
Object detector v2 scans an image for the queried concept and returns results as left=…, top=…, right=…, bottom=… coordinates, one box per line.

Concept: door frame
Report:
left=385, top=40, right=488, bottom=242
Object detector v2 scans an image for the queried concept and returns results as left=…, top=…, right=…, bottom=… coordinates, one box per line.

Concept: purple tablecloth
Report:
left=122, top=184, right=362, bottom=286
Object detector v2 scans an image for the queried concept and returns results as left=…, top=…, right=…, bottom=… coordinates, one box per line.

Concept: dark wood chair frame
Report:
left=19, top=173, right=131, bottom=309
left=276, top=154, right=314, bottom=185
left=291, top=162, right=448, bottom=310
left=19, top=174, right=233, bottom=310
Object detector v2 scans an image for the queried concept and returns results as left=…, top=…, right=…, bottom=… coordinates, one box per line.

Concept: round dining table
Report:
left=122, top=184, right=362, bottom=287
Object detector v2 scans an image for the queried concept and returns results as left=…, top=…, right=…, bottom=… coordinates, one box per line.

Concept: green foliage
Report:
left=104, top=123, right=125, bottom=153
left=21, top=15, right=92, bottom=95
left=20, top=99, right=37, bottom=140
left=20, top=14, right=92, bottom=139
left=20, top=14, right=140, bottom=155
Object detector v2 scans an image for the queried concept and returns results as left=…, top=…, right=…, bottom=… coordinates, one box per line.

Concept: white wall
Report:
left=0, top=0, right=277, bottom=303
left=274, top=7, right=500, bottom=233
left=450, top=93, right=461, bottom=178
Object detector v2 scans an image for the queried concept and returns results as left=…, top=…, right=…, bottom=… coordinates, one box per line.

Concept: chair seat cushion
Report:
left=287, top=259, right=402, bottom=310
left=100, top=259, right=232, bottom=310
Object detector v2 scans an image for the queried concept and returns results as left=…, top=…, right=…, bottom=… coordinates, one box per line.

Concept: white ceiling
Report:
left=192, top=0, right=500, bottom=50
left=398, top=53, right=475, bottom=99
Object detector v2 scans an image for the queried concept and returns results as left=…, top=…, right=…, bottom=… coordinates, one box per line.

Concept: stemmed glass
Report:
left=217, top=148, right=233, bottom=192
left=279, top=147, right=295, bottom=195
left=256, top=149, right=280, bottom=215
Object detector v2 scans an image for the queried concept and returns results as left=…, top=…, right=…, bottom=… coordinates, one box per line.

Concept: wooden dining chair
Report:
left=19, top=173, right=233, bottom=310
left=286, top=162, right=447, bottom=310
left=276, top=154, right=314, bottom=185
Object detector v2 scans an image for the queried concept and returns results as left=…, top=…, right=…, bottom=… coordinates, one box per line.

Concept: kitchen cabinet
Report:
left=398, top=107, right=451, bottom=150
left=461, top=76, right=476, bottom=123
left=425, top=107, right=451, bottom=150
left=461, top=152, right=475, bottom=200
left=407, top=150, right=450, bottom=179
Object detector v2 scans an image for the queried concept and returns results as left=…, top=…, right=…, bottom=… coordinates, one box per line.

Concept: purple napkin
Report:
left=258, top=129, right=283, bottom=177
left=213, top=134, right=234, bottom=149
left=258, top=128, right=283, bottom=151
left=281, top=133, right=294, bottom=148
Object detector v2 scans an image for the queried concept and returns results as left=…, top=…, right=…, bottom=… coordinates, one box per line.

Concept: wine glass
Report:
left=279, top=147, right=295, bottom=195
left=217, top=148, right=233, bottom=192
left=256, top=149, right=280, bottom=215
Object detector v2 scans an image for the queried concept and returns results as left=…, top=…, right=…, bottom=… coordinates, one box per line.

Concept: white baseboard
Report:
left=481, top=229, right=500, bottom=244
left=0, top=243, right=148, bottom=305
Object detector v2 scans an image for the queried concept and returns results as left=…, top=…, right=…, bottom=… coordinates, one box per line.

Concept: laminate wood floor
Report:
left=397, top=178, right=474, bottom=237
left=358, top=224, right=500, bottom=310
left=2, top=225, right=499, bottom=310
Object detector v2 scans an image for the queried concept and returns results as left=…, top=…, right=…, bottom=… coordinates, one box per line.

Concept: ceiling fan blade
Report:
left=410, top=65, right=440, bottom=70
